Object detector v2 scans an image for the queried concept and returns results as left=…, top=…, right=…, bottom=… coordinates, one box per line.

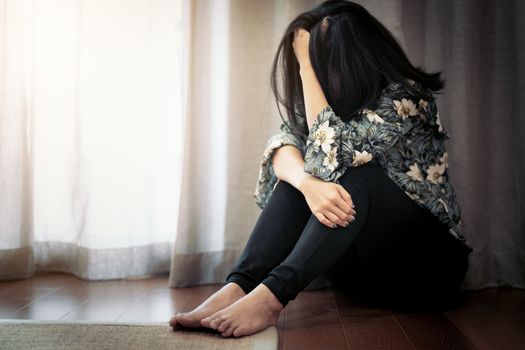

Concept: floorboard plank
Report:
left=445, top=288, right=525, bottom=350
left=9, top=277, right=113, bottom=320
left=393, top=309, right=478, bottom=350
left=0, top=287, right=58, bottom=318
left=284, top=289, right=348, bottom=350
left=58, top=277, right=163, bottom=321
left=333, top=290, right=415, bottom=350
left=117, top=287, right=195, bottom=322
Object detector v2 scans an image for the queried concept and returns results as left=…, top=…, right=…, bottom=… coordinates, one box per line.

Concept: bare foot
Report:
left=169, top=282, right=246, bottom=329
left=200, top=283, right=284, bottom=337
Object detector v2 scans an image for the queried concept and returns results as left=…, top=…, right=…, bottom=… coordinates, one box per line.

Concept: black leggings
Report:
left=226, top=162, right=470, bottom=308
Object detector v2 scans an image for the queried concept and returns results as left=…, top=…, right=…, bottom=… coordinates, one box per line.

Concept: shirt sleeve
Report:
left=254, top=121, right=306, bottom=209
left=303, top=91, right=421, bottom=183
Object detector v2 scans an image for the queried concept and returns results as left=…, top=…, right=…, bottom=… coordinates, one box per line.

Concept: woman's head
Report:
left=271, top=0, right=444, bottom=135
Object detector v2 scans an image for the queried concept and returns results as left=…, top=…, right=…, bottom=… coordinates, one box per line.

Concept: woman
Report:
left=170, top=0, right=473, bottom=338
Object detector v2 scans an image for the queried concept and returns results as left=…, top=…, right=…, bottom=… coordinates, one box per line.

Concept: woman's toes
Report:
left=169, top=316, right=177, bottom=328
left=201, top=313, right=217, bottom=327
left=209, top=315, right=224, bottom=330
left=221, top=324, right=235, bottom=337
left=217, top=320, right=230, bottom=333
left=233, top=327, right=244, bottom=338
left=200, top=317, right=211, bottom=328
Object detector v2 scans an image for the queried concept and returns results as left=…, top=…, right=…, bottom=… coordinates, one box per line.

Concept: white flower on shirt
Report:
left=352, top=150, right=373, bottom=166
left=436, top=112, right=443, bottom=132
left=323, top=146, right=339, bottom=172
left=426, top=163, right=446, bottom=184
left=406, top=163, right=423, bottom=181
left=362, top=108, right=385, bottom=124
left=313, top=120, right=336, bottom=154
left=393, top=98, right=418, bottom=119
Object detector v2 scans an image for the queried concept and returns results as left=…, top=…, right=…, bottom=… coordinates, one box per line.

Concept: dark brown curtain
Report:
left=398, top=0, right=524, bottom=288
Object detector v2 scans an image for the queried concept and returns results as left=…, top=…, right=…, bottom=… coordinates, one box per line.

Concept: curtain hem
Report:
left=0, top=242, right=172, bottom=281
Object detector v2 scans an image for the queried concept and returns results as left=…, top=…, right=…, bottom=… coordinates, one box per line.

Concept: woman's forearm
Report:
left=272, top=61, right=329, bottom=192
left=299, top=60, right=329, bottom=130
left=272, top=145, right=315, bottom=193
left=292, top=29, right=329, bottom=130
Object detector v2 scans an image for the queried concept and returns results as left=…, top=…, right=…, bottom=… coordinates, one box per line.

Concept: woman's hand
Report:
left=292, top=28, right=311, bottom=66
left=298, top=174, right=356, bottom=228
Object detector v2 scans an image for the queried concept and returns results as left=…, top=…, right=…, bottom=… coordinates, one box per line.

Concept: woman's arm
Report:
left=292, top=29, right=329, bottom=130
left=277, top=28, right=356, bottom=228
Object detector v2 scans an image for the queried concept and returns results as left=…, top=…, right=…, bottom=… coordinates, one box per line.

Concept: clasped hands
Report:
left=298, top=173, right=356, bottom=229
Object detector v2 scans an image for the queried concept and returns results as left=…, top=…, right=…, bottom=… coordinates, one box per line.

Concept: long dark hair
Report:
left=270, top=0, right=445, bottom=136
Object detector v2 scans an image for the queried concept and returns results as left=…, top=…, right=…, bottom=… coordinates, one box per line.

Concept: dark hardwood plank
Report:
left=445, top=288, right=525, bottom=350
left=0, top=273, right=92, bottom=318
left=284, top=289, right=348, bottom=350
left=334, top=290, right=415, bottom=350
left=59, top=277, right=164, bottom=321
left=117, top=287, right=195, bottom=322
left=0, top=286, right=58, bottom=318
left=9, top=277, right=112, bottom=320
left=393, top=309, right=478, bottom=350
left=0, top=273, right=72, bottom=299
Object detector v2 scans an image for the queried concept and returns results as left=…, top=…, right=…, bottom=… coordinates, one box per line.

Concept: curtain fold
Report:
left=170, top=0, right=524, bottom=290
left=0, top=0, right=35, bottom=280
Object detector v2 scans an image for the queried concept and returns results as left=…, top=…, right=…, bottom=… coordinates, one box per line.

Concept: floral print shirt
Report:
left=254, top=79, right=473, bottom=252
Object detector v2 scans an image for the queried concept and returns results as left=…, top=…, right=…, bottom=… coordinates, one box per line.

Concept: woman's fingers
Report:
left=327, top=203, right=352, bottom=225
left=334, top=196, right=355, bottom=220
left=315, top=212, right=337, bottom=228
left=330, top=207, right=355, bottom=226
left=336, top=185, right=356, bottom=221
left=334, top=199, right=356, bottom=222
left=323, top=210, right=348, bottom=228
left=336, top=185, right=354, bottom=211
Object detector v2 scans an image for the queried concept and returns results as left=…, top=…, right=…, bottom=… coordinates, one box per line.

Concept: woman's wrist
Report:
left=297, top=171, right=315, bottom=194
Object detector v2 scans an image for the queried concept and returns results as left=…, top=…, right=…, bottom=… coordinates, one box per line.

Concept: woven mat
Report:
left=0, top=320, right=278, bottom=350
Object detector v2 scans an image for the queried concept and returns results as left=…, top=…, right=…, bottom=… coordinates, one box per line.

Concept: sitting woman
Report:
left=170, top=0, right=473, bottom=338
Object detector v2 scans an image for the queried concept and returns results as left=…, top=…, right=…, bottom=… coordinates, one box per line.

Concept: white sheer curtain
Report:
left=0, top=0, right=184, bottom=280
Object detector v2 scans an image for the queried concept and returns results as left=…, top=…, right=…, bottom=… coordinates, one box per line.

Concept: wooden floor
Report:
left=0, top=273, right=523, bottom=350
